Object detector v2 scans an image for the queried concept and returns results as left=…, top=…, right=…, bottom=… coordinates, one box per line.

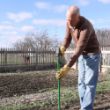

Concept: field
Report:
left=0, top=70, right=110, bottom=110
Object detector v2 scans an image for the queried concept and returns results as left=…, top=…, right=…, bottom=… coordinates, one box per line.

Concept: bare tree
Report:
left=14, top=31, right=59, bottom=50
left=96, top=29, right=110, bottom=47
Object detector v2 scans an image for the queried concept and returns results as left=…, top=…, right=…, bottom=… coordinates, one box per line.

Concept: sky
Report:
left=0, top=0, right=110, bottom=47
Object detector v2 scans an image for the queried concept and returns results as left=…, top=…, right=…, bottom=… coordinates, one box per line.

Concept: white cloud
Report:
left=0, top=23, right=36, bottom=47
left=7, top=12, right=32, bottom=22
left=8, top=35, right=22, bottom=43
left=1, top=35, right=23, bottom=47
left=90, top=18, right=110, bottom=24
left=33, top=19, right=66, bottom=27
left=0, top=24, right=14, bottom=31
left=0, top=23, right=24, bottom=47
left=54, top=5, right=68, bottom=13
left=35, top=1, right=50, bottom=10
left=74, top=0, right=90, bottom=6
left=89, top=18, right=110, bottom=28
left=79, top=0, right=90, bottom=5
left=35, top=1, right=68, bottom=13
left=0, top=30, right=22, bottom=47
left=21, top=25, right=35, bottom=32
left=98, top=0, right=110, bottom=4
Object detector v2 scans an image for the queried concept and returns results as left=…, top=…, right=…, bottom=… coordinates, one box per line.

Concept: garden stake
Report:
left=56, top=48, right=61, bottom=110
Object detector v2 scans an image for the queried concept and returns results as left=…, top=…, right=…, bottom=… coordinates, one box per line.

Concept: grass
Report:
left=97, top=74, right=110, bottom=93
left=0, top=87, right=78, bottom=110
left=0, top=105, right=31, bottom=110
left=97, top=80, right=110, bottom=93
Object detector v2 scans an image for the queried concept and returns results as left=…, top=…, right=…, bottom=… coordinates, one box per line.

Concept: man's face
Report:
left=67, top=13, right=80, bottom=26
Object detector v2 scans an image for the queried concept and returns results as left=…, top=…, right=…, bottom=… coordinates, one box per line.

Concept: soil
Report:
left=0, top=70, right=77, bottom=97
left=0, top=71, right=109, bottom=110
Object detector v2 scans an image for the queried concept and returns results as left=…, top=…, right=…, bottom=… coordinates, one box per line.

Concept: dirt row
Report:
left=0, top=70, right=77, bottom=97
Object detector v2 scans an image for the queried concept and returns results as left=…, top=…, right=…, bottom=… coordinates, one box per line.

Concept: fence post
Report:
left=4, top=49, right=7, bottom=66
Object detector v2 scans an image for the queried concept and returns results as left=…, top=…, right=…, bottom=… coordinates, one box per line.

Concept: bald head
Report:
left=67, top=6, right=80, bottom=18
left=66, top=6, right=80, bottom=26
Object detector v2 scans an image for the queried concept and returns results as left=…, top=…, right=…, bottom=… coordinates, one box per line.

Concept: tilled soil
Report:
left=0, top=70, right=77, bottom=97
left=94, top=92, right=110, bottom=110
left=0, top=71, right=110, bottom=110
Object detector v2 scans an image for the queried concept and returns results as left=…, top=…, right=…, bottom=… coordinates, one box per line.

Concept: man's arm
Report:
left=59, top=22, right=72, bottom=55
left=63, top=22, right=72, bottom=49
left=67, top=25, right=90, bottom=67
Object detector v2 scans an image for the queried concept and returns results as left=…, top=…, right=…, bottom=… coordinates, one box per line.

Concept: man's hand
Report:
left=59, top=46, right=66, bottom=56
left=56, top=65, right=70, bottom=79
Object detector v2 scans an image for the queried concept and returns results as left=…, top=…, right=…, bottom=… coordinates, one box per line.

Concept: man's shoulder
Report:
left=81, top=16, right=91, bottom=24
left=80, top=16, right=94, bottom=30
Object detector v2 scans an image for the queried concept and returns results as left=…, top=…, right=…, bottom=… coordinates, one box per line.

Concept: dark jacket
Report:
left=63, top=16, right=100, bottom=67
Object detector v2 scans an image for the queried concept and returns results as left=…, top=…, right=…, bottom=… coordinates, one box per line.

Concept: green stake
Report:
left=58, top=79, right=61, bottom=110
left=56, top=47, right=65, bottom=110
left=57, top=58, right=61, bottom=110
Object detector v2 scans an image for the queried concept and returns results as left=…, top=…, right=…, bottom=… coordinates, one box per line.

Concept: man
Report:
left=56, top=6, right=101, bottom=110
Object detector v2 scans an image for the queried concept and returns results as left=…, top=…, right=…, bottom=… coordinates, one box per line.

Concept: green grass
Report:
left=0, top=87, right=78, bottom=110
left=0, top=104, right=38, bottom=110
left=97, top=74, right=110, bottom=93
left=97, top=80, right=110, bottom=93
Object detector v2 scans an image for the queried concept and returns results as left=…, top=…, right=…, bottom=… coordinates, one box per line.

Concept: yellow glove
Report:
left=56, top=65, right=70, bottom=79
left=59, top=46, right=66, bottom=56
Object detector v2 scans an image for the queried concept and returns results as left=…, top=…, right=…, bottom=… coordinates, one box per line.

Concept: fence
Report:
left=101, top=50, right=110, bottom=68
left=65, top=50, right=110, bottom=70
left=0, top=48, right=110, bottom=73
left=0, top=48, right=56, bottom=72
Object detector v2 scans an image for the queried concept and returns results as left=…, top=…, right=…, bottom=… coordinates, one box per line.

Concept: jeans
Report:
left=78, top=54, right=101, bottom=110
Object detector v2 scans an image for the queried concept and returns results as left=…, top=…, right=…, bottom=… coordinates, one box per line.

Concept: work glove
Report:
left=56, top=64, right=70, bottom=79
left=59, top=46, right=66, bottom=56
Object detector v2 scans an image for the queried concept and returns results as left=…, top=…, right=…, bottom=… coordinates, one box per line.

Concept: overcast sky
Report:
left=0, top=0, right=110, bottom=47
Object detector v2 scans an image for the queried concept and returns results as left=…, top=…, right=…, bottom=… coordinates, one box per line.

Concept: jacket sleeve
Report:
left=63, top=23, right=72, bottom=49
left=67, top=25, right=91, bottom=67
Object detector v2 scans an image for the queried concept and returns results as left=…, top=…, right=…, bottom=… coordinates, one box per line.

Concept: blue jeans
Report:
left=78, top=54, right=100, bottom=110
